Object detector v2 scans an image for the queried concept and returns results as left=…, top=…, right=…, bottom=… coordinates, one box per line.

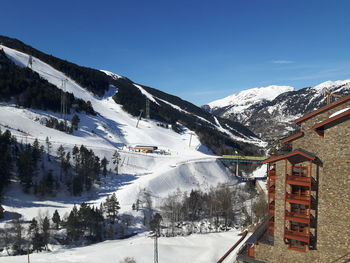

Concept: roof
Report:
left=313, top=108, right=350, bottom=136
left=282, top=132, right=304, bottom=144
left=295, top=95, right=350, bottom=125
left=263, top=149, right=316, bottom=164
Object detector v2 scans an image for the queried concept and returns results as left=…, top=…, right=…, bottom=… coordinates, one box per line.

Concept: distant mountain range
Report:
left=203, top=81, right=350, bottom=141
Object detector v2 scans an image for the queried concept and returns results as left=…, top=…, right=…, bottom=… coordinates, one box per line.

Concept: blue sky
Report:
left=1, top=0, right=350, bottom=105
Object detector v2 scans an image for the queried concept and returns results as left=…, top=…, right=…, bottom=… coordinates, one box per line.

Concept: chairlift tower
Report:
left=27, top=55, right=33, bottom=69
left=146, top=98, right=150, bottom=119
left=60, top=79, right=68, bottom=130
left=136, top=109, right=143, bottom=128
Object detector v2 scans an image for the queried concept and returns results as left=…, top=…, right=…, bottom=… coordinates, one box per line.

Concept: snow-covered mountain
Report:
left=0, top=36, right=268, bottom=226
left=204, top=82, right=350, bottom=141
left=203, top=85, right=295, bottom=122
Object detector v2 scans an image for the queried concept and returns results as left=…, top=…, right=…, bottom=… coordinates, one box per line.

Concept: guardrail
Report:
left=216, top=230, right=248, bottom=263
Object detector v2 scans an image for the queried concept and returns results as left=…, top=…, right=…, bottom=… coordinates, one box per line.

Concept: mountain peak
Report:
left=206, top=85, right=295, bottom=110
left=313, top=79, right=350, bottom=91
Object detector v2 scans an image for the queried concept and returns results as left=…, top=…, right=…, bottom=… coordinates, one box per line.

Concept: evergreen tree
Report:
left=28, top=218, right=43, bottom=252
left=45, top=137, right=52, bottom=161
left=52, top=210, right=61, bottom=230
left=57, top=145, right=65, bottom=181
left=149, top=213, right=162, bottom=235
left=41, top=216, right=50, bottom=250
left=104, top=193, right=120, bottom=224
left=66, top=205, right=81, bottom=242
left=10, top=218, right=25, bottom=255
left=17, top=144, right=34, bottom=192
left=71, top=114, right=80, bottom=130
left=112, top=150, right=121, bottom=175
left=0, top=129, right=13, bottom=198
left=101, top=157, right=109, bottom=177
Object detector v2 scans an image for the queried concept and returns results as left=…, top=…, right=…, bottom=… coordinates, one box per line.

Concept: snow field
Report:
left=0, top=230, right=249, bottom=263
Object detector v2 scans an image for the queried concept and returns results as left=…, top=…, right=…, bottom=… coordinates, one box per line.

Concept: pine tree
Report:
left=66, top=205, right=81, bottom=242
left=41, top=216, right=50, bottom=250
left=57, top=145, right=65, bottom=181
left=28, top=218, right=43, bottom=252
left=112, top=150, right=121, bottom=175
left=17, top=145, right=34, bottom=192
left=45, top=137, right=52, bottom=161
left=149, top=213, right=162, bottom=235
left=104, top=193, right=120, bottom=224
left=52, top=210, right=61, bottom=230
left=101, top=157, right=109, bottom=177
left=71, top=114, right=80, bottom=130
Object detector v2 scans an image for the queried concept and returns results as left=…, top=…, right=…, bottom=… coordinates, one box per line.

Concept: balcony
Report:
left=286, top=175, right=313, bottom=187
left=285, top=210, right=312, bottom=224
left=268, top=202, right=275, bottom=215
left=268, top=185, right=275, bottom=198
left=268, top=169, right=276, bottom=179
left=286, top=193, right=311, bottom=205
left=285, top=229, right=310, bottom=243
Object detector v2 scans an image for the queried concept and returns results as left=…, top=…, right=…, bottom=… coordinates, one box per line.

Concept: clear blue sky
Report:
left=1, top=0, right=350, bottom=105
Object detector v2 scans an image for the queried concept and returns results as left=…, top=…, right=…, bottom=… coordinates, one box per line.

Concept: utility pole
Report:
left=154, top=233, right=158, bottom=263
left=235, top=150, right=239, bottom=177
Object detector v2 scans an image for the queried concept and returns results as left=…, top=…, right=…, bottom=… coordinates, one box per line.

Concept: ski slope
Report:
left=0, top=44, right=236, bottom=223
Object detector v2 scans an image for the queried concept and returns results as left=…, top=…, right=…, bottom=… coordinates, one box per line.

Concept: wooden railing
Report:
left=285, top=210, right=311, bottom=224
left=285, top=228, right=310, bottom=243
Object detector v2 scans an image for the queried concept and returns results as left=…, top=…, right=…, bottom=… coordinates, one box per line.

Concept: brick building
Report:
left=237, top=95, right=350, bottom=263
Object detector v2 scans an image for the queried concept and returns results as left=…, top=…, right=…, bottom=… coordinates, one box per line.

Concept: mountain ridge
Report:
left=203, top=81, right=350, bottom=141
left=0, top=35, right=265, bottom=155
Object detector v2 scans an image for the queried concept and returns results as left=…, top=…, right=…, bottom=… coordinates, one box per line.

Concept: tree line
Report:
left=156, top=183, right=266, bottom=236
left=0, top=193, right=125, bottom=256
left=0, top=129, right=121, bottom=201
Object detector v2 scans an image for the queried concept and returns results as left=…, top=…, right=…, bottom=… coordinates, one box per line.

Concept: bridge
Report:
left=220, top=155, right=267, bottom=163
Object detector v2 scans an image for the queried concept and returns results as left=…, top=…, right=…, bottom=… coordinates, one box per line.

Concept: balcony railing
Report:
left=286, top=193, right=311, bottom=205
left=285, top=210, right=311, bottom=224
left=268, top=185, right=275, bottom=198
left=286, top=175, right=313, bottom=187
left=268, top=202, right=275, bottom=215
left=268, top=169, right=276, bottom=179
left=285, top=228, right=310, bottom=243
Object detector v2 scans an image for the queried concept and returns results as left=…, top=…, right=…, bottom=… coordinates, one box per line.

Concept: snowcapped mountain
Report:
left=203, top=82, right=350, bottom=141
left=203, top=85, right=295, bottom=122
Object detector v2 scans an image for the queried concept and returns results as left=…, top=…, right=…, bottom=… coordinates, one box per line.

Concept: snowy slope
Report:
left=0, top=230, right=249, bottom=263
left=0, top=44, right=237, bottom=225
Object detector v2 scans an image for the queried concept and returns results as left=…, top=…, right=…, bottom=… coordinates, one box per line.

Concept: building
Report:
left=237, top=95, right=350, bottom=263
